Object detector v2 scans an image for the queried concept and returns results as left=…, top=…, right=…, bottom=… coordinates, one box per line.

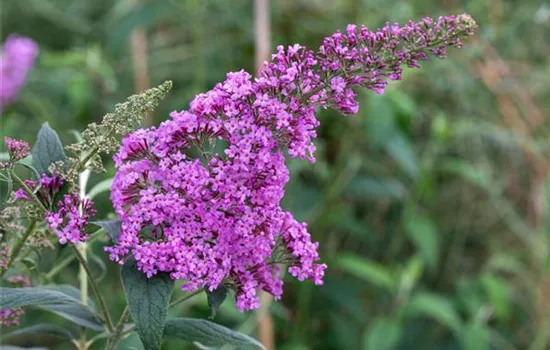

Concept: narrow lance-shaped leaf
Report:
left=31, top=122, right=66, bottom=175
left=1, top=172, right=13, bottom=207
left=0, top=287, right=104, bottom=330
left=362, top=317, right=403, bottom=350
left=163, top=317, right=266, bottom=349
left=405, top=292, right=463, bottom=333
left=87, top=178, right=113, bottom=200
left=1, top=287, right=83, bottom=309
left=205, top=285, right=227, bottom=319
left=92, top=219, right=122, bottom=242
left=334, top=254, right=395, bottom=293
left=121, top=258, right=175, bottom=350
left=404, top=212, right=440, bottom=270
left=0, top=324, right=74, bottom=341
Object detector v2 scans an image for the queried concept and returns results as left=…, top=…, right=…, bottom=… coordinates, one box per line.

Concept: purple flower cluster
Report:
left=108, top=15, right=476, bottom=310
left=4, top=137, right=30, bottom=161
left=14, top=173, right=64, bottom=209
left=317, top=14, right=476, bottom=96
left=6, top=274, right=31, bottom=287
left=46, top=194, right=96, bottom=244
left=0, top=35, right=38, bottom=111
left=0, top=307, right=24, bottom=327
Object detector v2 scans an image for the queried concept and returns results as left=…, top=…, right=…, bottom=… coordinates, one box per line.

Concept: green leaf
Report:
left=0, top=324, right=74, bottom=341
left=385, top=131, right=418, bottom=178
left=334, top=254, right=395, bottom=292
left=90, top=252, right=108, bottom=282
left=31, top=122, right=66, bottom=175
left=404, top=212, right=439, bottom=270
left=364, top=96, right=396, bottom=146
left=87, top=178, right=113, bottom=200
left=362, top=318, right=402, bottom=350
left=1, top=172, right=12, bottom=207
left=0, top=287, right=104, bottom=330
left=41, top=304, right=104, bottom=331
left=481, top=275, right=510, bottom=320
left=92, top=219, right=122, bottom=242
left=205, top=285, right=227, bottom=319
left=45, top=284, right=97, bottom=308
left=19, top=162, right=42, bottom=181
left=0, top=287, right=83, bottom=309
left=399, top=255, right=424, bottom=297
left=405, top=293, right=462, bottom=333
left=462, top=323, right=490, bottom=350
left=163, top=317, right=266, bottom=349
left=344, top=177, right=405, bottom=200
left=439, top=160, right=490, bottom=190
left=121, top=258, right=175, bottom=350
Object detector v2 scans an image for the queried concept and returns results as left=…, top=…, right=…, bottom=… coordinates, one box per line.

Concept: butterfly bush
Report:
left=0, top=34, right=38, bottom=111
left=45, top=194, right=96, bottom=244
left=107, top=14, right=476, bottom=311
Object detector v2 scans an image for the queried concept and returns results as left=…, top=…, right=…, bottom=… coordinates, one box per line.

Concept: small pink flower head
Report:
left=46, top=194, right=96, bottom=244
left=12, top=175, right=64, bottom=207
left=330, top=76, right=346, bottom=93
left=40, top=173, right=64, bottom=193
left=0, top=307, right=24, bottom=327
left=4, top=137, right=30, bottom=161
left=7, top=275, right=31, bottom=287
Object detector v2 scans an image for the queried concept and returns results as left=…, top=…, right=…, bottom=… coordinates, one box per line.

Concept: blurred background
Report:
left=1, top=0, right=550, bottom=349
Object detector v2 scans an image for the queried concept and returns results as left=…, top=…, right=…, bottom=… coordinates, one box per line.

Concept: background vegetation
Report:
left=1, top=0, right=549, bottom=349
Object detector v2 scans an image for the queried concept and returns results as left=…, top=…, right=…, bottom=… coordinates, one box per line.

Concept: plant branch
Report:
left=0, top=219, right=37, bottom=278
left=169, top=289, right=204, bottom=308
left=70, top=243, right=115, bottom=332
left=10, top=170, right=47, bottom=212
left=106, top=306, right=132, bottom=350
left=43, top=230, right=104, bottom=281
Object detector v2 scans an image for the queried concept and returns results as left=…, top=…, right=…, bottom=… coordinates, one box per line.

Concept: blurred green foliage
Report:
left=1, top=0, right=550, bottom=349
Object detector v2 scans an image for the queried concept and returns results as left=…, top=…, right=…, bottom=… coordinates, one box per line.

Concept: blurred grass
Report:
left=1, top=0, right=549, bottom=349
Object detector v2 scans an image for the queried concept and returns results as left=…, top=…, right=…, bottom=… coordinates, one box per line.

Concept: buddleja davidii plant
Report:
left=1, top=14, right=476, bottom=350
left=1, top=81, right=263, bottom=349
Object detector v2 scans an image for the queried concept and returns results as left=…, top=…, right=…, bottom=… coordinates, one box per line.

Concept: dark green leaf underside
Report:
left=121, top=258, right=175, bottom=350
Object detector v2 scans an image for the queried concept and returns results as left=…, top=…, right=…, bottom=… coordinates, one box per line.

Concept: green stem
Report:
left=10, top=170, right=47, bottom=212
left=0, top=219, right=37, bottom=278
left=76, top=146, right=100, bottom=174
left=70, top=243, right=115, bottom=332
left=43, top=229, right=104, bottom=281
left=111, top=290, right=205, bottom=343
left=44, top=254, right=76, bottom=281
left=106, top=306, right=131, bottom=350
left=169, top=289, right=204, bottom=308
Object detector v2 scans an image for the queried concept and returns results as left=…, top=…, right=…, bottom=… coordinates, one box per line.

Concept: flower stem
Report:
left=169, top=289, right=204, bottom=308
left=10, top=170, right=47, bottom=212
left=70, top=243, right=115, bottom=332
left=0, top=219, right=36, bottom=278
left=43, top=231, right=104, bottom=281
left=74, top=146, right=100, bottom=175
left=106, top=306, right=131, bottom=350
